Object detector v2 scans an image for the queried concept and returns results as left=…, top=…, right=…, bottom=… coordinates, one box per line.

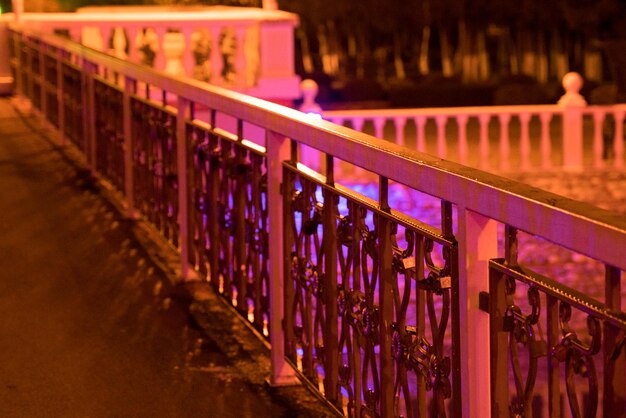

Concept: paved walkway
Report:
left=0, top=98, right=331, bottom=417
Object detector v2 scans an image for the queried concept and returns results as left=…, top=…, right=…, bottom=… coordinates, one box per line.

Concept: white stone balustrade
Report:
left=306, top=74, right=626, bottom=173
left=9, top=6, right=300, bottom=103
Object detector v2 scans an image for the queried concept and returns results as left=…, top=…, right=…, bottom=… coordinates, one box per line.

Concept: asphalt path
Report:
left=0, top=98, right=307, bottom=417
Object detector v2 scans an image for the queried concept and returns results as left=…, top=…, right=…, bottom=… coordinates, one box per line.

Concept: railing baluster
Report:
left=323, top=155, right=339, bottom=405
left=38, top=42, right=47, bottom=121
left=457, top=114, right=469, bottom=165
left=373, top=117, right=384, bottom=139
left=267, top=130, right=298, bottom=385
left=540, top=112, right=553, bottom=169
left=614, top=110, right=625, bottom=169
left=415, top=234, right=427, bottom=417
left=458, top=209, right=497, bottom=417
left=592, top=110, right=605, bottom=169
left=210, top=27, right=222, bottom=84
left=479, top=114, right=490, bottom=170
left=154, top=27, right=166, bottom=72
left=499, top=113, right=511, bottom=171
left=122, top=76, right=136, bottom=216
left=177, top=97, right=192, bottom=280
left=394, top=116, right=406, bottom=147
left=604, top=265, right=624, bottom=415
left=546, top=294, right=561, bottom=418
left=82, top=59, right=96, bottom=171
left=181, top=27, right=194, bottom=77
left=56, top=48, right=66, bottom=146
left=436, top=114, right=447, bottom=158
left=490, top=258, right=509, bottom=417
left=235, top=120, right=247, bottom=312
left=378, top=175, right=394, bottom=417
left=235, top=26, right=247, bottom=88
left=126, top=26, right=139, bottom=64
left=415, top=116, right=426, bottom=153
left=520, top=112, right=531, bottom=170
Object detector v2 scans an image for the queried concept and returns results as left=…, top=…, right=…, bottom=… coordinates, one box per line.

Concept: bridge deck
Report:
left=0, top=97, right=325, bottom=417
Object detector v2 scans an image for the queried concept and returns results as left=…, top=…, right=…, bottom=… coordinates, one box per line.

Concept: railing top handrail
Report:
left=322, top=104, right=626, bottom=119
left=323, top=104, right=564, bottom=119
left=12, top=27, right=626, bottom=270
left=9, top=8, right=298, bottom=25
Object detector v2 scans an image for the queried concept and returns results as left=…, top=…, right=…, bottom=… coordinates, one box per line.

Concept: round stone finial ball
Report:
left=562, top=72, right=583, bottom=94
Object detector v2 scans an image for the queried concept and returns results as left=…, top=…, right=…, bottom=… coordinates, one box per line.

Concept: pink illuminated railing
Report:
left=303, top=77, right=626, bottom=173
left=8, top=26, right=626, bottom=418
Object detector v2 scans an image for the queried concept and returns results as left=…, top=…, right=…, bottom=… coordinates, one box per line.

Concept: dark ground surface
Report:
left=0, top=98, right=334, bottom=417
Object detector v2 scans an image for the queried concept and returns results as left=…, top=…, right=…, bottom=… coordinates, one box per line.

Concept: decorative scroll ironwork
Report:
left=94, top=78, right=124, bottom=192
left=553, top=303, right=601, bottom=418
left=284, top=167, right=459, bottom=417
left=503, top=279, right=545, bottom=417
left=131, top=97, right=179, bottom=247
left=187, top=121, right=269, bottom=337
left=490, top=256, right=626, bottom=418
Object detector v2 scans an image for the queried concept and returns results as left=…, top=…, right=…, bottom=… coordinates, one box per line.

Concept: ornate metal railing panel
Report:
left=284, top=164, right=461, bottom=417
left=61, top=62, right=83, bottom=151
left=131, top=97, right=179, bottom=247
left=93, top=78, right=124, bottom=192
left=187, top=119, right=270, bottom=338
left=7, top=25, right=626, bottom=418
left=43, top=51, right=58, bottom=128
left=489, top=226, right=626, bottom=418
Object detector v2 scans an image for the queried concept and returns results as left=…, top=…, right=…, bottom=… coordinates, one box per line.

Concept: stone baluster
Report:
left=235, top=26, right=247, bottom=88
left=519, top=112, right=531, bottom=171
left=210, top=27, right=222, bottom=84
left=457, top=114, right=469, bottom=165
left=415, top=116, right=426, bottom=152
left=614, top=110, right=624, bottom=169
left=181, top=27, right=194, bottom=78
left=373, top=117, right=385, bottom=139
left=592, top=110, right=605, bottom=169
left=125, top=26, right=140, bottom=64
left=435, top=115, right=447, bottom=158
left=394, top=117, right=406, bottom=147
left=154, top=27, right=166, bottom=72
left=540, top=112, right=553, bottom=169
left=101, top=26, right=113, bottom=54
left=478, top=114, right=490, bottom=170
left=558, top=72, right=586, bottom=171
left=498, top=113, right=511, bottom=171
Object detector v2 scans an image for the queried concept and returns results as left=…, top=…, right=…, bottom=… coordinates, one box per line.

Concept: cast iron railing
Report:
left=7, top=25, right=625, bottom=418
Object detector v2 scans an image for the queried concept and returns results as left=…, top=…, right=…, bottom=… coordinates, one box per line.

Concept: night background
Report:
left=3, top=0, right=626, bottom=107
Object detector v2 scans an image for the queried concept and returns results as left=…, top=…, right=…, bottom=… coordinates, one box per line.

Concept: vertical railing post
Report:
left=176, top=97, right=192, bottom=281
left=122, top=76, right=136, bottom=218
left=604, top=265, right=624, bottom=414
left=38, top=42, right=47, bottom=120
left=457, top=208, right=497, bottom=418
left=558, top=72, right=586, bottom=170
left=378, top=176, right=394, bottom=417
left=322, top=155, right=339, bottom=405
left=12, top=31, right=23, bottom=96
left=266, top=130, right=298, bottom=386
left=546, top=294, right=561, bottom=418
left=81, top=59, right=96, bottom=170
left=56, top=48, right=66, bottom=146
